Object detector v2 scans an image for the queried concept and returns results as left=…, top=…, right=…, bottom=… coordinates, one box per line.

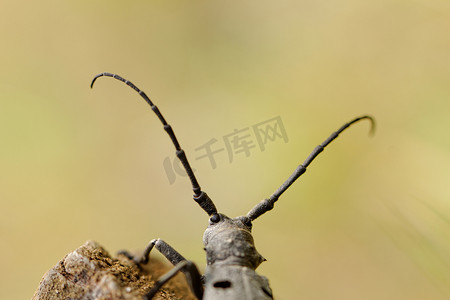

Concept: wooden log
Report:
left=33, top=240, right=196, bottom=300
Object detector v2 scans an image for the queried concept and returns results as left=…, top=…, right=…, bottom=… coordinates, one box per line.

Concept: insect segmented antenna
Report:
left=247, top=115, right=375, bottom=221
left=91, top=73, right=217, bottom=216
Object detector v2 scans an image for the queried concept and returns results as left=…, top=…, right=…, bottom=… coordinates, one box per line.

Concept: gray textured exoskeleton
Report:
left=91, top=73, right=375, bottom=300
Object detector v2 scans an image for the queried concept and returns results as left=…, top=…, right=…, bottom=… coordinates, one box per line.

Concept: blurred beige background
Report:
left=1, top=1, right=449, bottom=299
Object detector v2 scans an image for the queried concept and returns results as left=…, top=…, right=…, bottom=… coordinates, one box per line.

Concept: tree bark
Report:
left=33, top=240, right=196, bottom=300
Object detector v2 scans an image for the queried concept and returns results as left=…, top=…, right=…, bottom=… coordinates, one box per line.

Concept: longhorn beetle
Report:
left=91, top=72, right=375, bottom=300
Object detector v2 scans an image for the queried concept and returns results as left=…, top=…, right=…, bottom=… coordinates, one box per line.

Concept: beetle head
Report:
left=203, top=213, right=265, bottom=269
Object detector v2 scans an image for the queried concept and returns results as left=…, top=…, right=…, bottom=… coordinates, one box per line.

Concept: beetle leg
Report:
left=144, top=260, right=203, bottom=300
left=120, top=239, right=204, bottom=299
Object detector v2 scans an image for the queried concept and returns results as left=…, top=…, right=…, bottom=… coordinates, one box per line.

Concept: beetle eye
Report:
left=243, top=218, right=252, bottom=229
left=209, top=214, right=220, bottom=224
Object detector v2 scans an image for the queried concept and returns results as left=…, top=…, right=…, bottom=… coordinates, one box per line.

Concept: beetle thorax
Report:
left=203, top=213, right=266, bottom=270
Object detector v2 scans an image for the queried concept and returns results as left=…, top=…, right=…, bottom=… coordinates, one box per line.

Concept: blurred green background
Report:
left=1, top=1, right=449, bottom=299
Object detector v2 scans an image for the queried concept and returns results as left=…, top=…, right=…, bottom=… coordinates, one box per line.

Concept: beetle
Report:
left=91, top=72, right=375, bottom=299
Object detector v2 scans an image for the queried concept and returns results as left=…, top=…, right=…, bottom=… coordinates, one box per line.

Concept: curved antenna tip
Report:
left=362, top=115, right=376, bottom=137
left=90, top=73, right=106, bottom=89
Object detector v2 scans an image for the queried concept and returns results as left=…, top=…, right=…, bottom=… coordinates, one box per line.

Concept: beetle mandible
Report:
left=91, top=72, right=375, bottom=299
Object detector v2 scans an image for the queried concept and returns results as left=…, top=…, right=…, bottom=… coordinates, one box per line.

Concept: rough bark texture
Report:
left=33, top=241, right=196, bottom=300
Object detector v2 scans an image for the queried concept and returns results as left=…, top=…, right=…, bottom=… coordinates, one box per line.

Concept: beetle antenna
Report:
left=247, top=115, right=375, bottom=221
left=91, top=73, right=217, bottom=216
